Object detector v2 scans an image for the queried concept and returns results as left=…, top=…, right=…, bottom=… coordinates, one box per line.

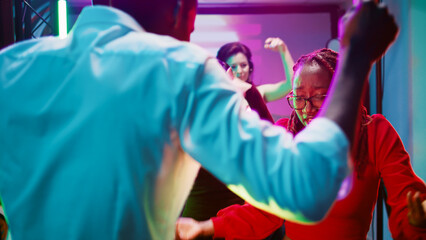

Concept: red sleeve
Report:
left=211, top=203, right=284, bottom=240
left=372, top=115, right=426, bottom=240
left=274, top=118, right=289, bottom=128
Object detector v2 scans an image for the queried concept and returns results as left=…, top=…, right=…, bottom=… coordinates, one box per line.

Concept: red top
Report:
left=212, top=115, right=426, bottom=240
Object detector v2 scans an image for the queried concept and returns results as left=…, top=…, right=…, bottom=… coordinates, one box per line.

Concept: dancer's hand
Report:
left=339, top=0, right=399, bottom=63
left=264, top=37, right=287, bottom=53
left=407, top=191, right=426, bottom=228
left=175, top=218, right=214, bottom=240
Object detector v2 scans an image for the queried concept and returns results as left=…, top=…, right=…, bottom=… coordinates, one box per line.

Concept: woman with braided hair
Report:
left=176, top=48, right=426, bottom=240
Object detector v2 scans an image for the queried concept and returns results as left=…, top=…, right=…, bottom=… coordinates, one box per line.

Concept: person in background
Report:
left=176, top=48, right=426, bottom=240
left=0, top=0, right=398, bottom=239
left=217, top=38, right=294, bottom=103
left=217, top=59, right=275, bottom=122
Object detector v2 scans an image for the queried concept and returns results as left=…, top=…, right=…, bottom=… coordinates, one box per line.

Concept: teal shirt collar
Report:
left=73, top=5, right=145, bottom=33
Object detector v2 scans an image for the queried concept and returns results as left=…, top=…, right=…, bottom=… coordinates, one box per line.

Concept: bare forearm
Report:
left=319, top=47, right=372, bottom=144
left=261, top=37, right=294, bottom=102
left=280, top=48, right=295, bottom=84
left=320, top=0, right=399, bottom=143
left=200, top=220, right=214, bottom=237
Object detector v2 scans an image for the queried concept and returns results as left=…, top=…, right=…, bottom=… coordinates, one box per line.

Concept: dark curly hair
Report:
left=216, top=42, right=254, bottom=84
left=287, top=48, right=372, bottom=179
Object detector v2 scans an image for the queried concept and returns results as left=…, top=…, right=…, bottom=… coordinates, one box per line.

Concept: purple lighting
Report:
left=337, top=174, right=353, bottom=200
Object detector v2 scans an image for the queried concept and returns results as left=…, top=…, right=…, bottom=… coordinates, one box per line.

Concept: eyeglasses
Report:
left=286, top=94, right=327, bottom=110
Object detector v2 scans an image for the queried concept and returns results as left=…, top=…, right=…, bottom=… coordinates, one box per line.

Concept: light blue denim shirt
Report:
left=0, top=6, right=349, bottom=240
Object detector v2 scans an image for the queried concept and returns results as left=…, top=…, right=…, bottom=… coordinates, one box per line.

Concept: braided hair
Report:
left=287, top=48, right=372, bottom=178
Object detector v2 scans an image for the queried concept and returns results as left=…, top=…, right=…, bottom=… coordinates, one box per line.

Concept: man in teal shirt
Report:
left=0, top=0, right=397, bottom=239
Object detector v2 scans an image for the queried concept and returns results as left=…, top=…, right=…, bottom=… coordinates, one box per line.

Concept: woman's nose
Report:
left=236, top=66, right=242, bottom=73
left=303, top=100, right=316, bottom=114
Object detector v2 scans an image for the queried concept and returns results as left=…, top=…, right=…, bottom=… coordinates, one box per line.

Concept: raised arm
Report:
left=319, top=1, right=399, bottom=144
left=257, top=37, right=294, bottom=102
